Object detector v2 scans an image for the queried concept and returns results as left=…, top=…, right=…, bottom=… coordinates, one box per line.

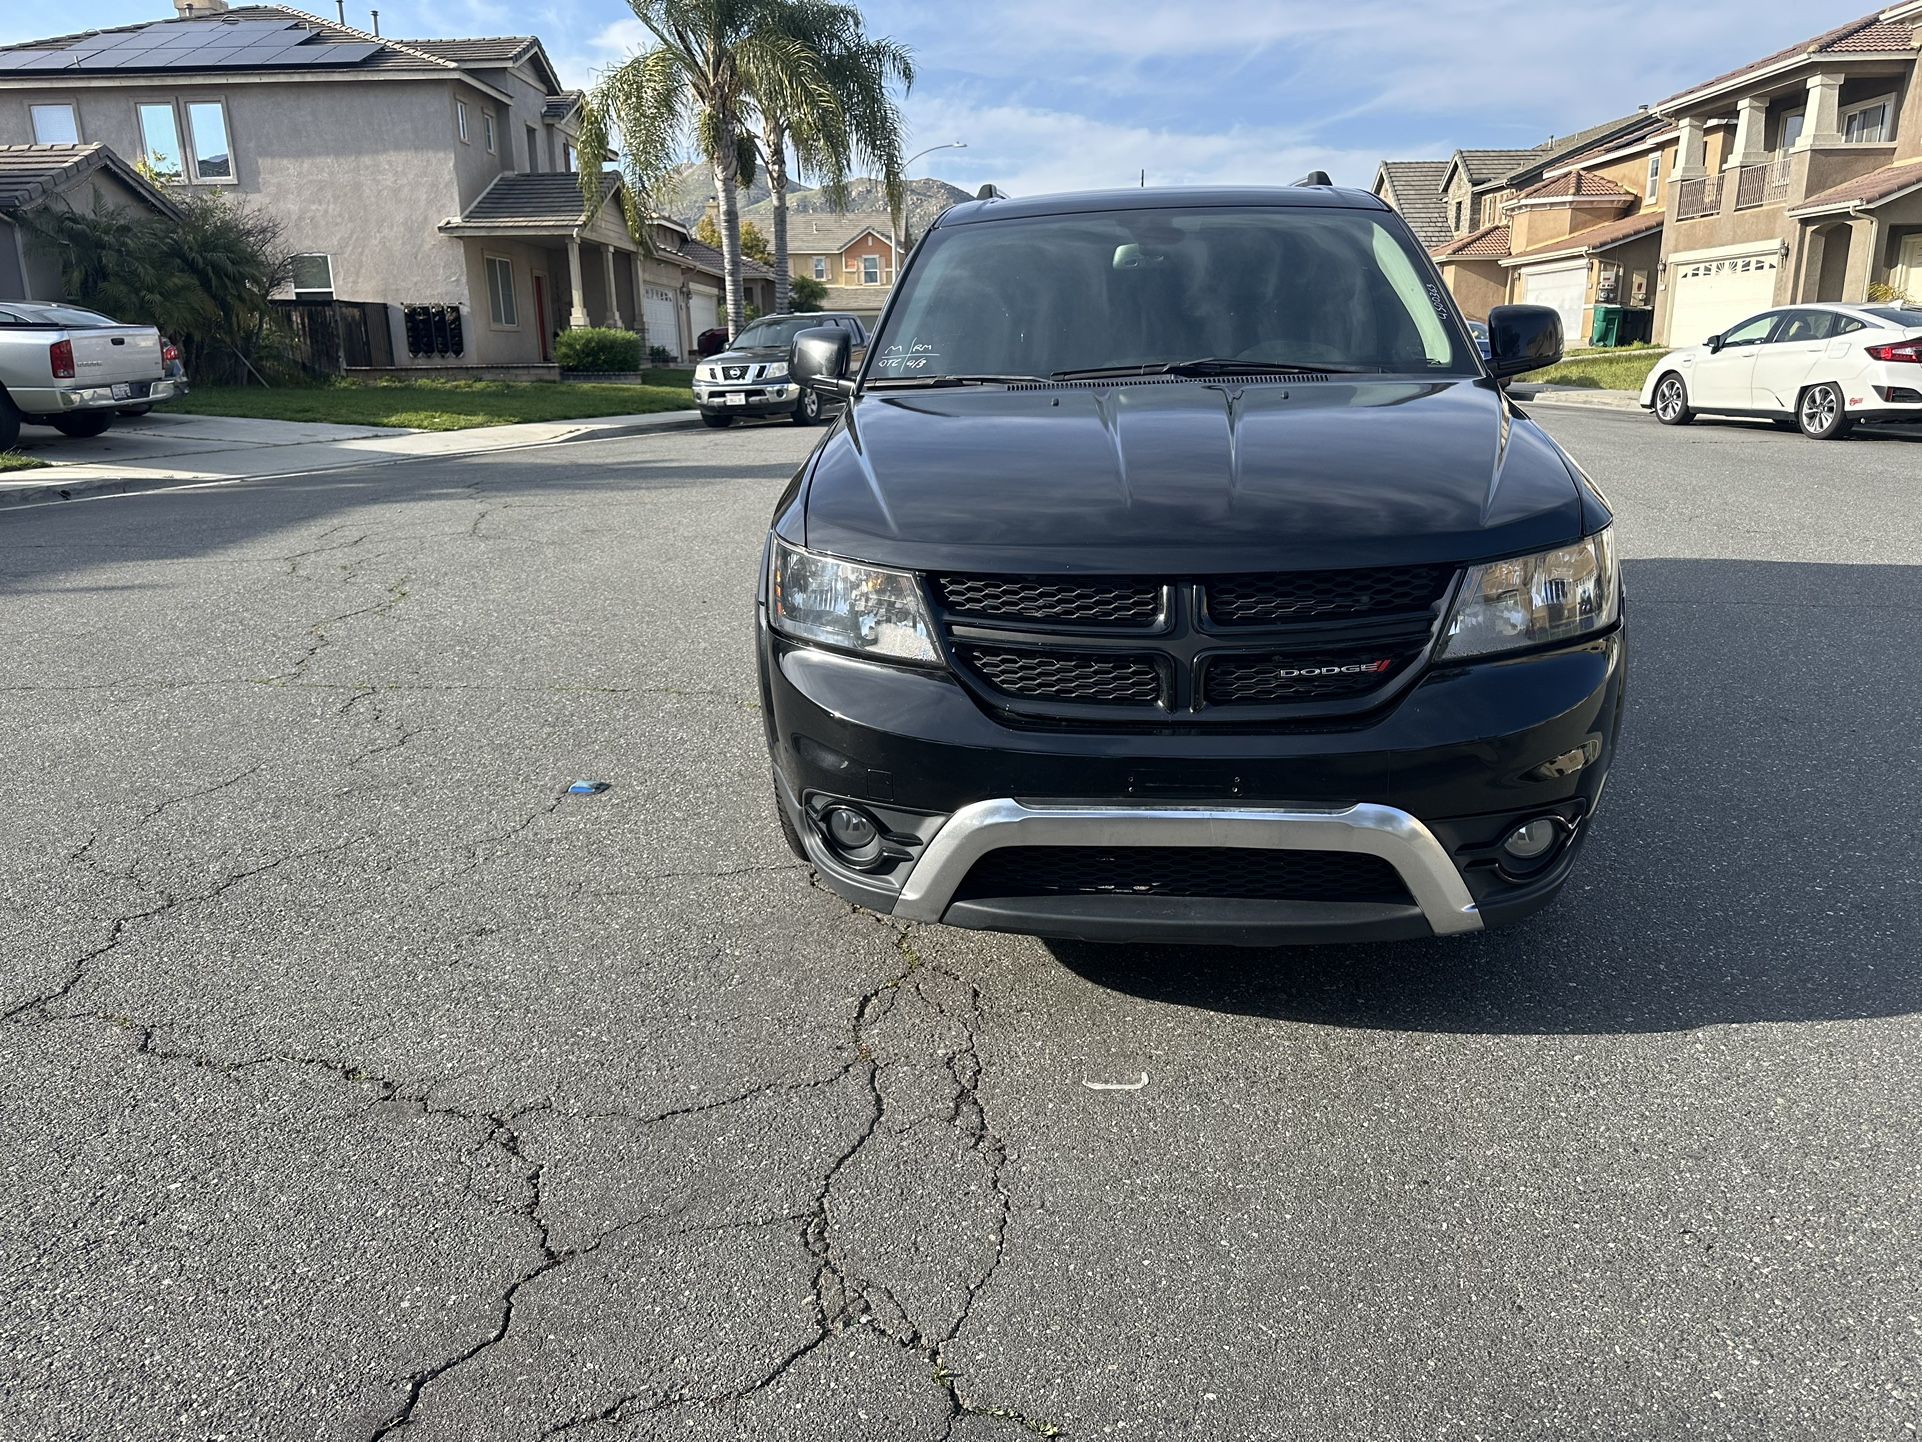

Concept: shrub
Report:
left=556, top=327, right=643, bottom=372
left=648, top=344, right=674, bottom=365
left=789, top=275, right=828, bottom=312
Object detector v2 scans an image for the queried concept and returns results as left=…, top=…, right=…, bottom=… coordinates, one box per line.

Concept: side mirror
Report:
left=1705, top=334, right=1724, bottom=354
left=792, top=327, right=855, bottom=397
left=1486, top=303, right=1564, bottom=378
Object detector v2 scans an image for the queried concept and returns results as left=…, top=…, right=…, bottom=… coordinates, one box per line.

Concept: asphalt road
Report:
left=4, top=404, right=1920, bottom=1441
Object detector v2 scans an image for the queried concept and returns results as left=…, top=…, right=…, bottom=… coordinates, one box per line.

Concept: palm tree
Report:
left=579, top=0, right=836, bottom=340
left=752, top=1, right=914, bottom=315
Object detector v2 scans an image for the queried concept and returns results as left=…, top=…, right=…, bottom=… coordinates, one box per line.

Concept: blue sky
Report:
left=6, top=1, right=1857, bottom=192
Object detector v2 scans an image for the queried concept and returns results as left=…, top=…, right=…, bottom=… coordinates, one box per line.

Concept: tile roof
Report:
left=0, top=142, right=180, bottom=220
left=1660, top=10, right=1919, bottom=107
left=1433, top=222, right=1511, bottom=260
left=1509, top=209, right=1665, bottom=261
left=1513, top=169, right=1636, bottom=202
left=0, top=6, right=558, bottom=82
left=454, top=171, right=619, bottom=226
left=1376, top=160, right=1451, bottom=248
left=542, top=90, right=583, bottom=120
left=1790, top=156, right=1922, bottom=213
left=1460, top=149, right=1549, bottom=187
left=1550, top=112, right=1671, bottom=171
left=672, top=238, right=778, bottom=281
left=777, top=212, right=897, bottom=253
left=815, top=284, right=892, bottom=312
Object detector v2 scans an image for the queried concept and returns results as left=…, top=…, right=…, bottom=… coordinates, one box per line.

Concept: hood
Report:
left=799, top=378, right=1587, bottom=573
left=706, top=343, right=788, bottom=367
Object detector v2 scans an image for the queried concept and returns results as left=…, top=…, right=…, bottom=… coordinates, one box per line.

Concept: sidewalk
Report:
left=0, top=409, right=704, bottom=509
left=1507, top=384, right=1643, bottom=413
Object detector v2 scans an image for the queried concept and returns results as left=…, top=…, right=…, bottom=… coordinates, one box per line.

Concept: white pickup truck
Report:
left=0, top=302, right=181, bottom=448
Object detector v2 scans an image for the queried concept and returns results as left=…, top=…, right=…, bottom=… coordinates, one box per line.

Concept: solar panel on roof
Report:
left=18, top=53, right=82, bottom=69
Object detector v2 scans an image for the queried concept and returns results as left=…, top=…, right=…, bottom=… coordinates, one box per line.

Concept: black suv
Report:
left=757, top=187, right=1623, bottom=945
left=695, top=312, right=867, bottom=428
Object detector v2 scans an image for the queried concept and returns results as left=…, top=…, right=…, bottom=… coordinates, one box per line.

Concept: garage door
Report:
left=642, top=284, right=680, bottom=360
left=688, top=286, right=720, bottom=343
left=1665, top=249, right=1781, bottom=349
left=1519, top=261, right=1590, bottom=348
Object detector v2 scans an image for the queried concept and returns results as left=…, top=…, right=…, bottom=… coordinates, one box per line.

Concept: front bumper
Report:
left=694, top=381, right=800, bottom=418
left=761, top=621, right=1626, bottom=945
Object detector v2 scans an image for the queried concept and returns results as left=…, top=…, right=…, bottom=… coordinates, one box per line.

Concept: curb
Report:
left=1510, top=386, right=1643, bottom=414
left=0, top=410, right=706, bottom=511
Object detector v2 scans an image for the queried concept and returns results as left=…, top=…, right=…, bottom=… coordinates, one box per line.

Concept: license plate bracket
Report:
left=111, top=383, right=133, bottom=401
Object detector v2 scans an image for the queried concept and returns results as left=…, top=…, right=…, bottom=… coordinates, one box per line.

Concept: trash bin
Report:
left=1590, top=305, right=1624, bottom=348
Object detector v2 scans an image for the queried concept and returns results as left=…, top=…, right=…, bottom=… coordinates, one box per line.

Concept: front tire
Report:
left=791, top=389, right=823, bottom=426
left=1797, top=382, right=1852, bottom=440
left=701, top=412, right=736, bottom=429
left=51, top=412, right=113, bottom=439
left=1652, top=373, right=1694, bottom=426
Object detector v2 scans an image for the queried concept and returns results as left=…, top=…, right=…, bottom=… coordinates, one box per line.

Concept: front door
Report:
left=533, top=273, right=551, bottom=361
left=1691, top=309, right=1781, bottom=408
left=1899, top=234, right=1922, bottom=302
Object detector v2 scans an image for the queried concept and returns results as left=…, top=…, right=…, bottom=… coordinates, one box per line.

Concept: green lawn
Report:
left=1531, top=348, right=1666, bottom=392
left=0, top=451, right=50, bottom=473
left=172, top=374, right=695, bottom=431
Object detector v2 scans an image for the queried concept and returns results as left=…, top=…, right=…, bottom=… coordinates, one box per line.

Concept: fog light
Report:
left=820, top=804, right=883, bottom=867
left=1502, top=818, right=1560, bottom=861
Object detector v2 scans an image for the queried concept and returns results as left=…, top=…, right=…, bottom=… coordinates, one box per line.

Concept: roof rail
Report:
left=1292, top=170, right=1334, bottom=188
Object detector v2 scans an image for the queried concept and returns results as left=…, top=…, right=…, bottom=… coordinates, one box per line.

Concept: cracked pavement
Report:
left=3, top=412, right=1920, bottom=1439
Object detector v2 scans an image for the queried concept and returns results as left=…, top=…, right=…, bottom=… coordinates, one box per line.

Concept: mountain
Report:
left=665, top=167, right=973, bottom=239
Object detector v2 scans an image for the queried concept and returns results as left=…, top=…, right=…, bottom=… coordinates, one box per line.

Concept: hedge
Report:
left=555, top=327, right=644, bottom=373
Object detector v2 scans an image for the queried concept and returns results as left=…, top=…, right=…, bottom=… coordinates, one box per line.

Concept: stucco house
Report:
left=1648, top=0, right=1922, bottom=346
left=0, top=142, right=182, bottom=299
left=0, top=0, right=752, bottom=370
left=778, top=211, right=899, bottom=321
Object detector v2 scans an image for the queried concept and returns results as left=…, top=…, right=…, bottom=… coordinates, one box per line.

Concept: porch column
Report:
left=565, top=235, right=590, bottom=328
left=1797, top=72, right=1845, bottom=149
left=601, top=245, right=625, bottom=329
left=1672, top=115, right=1707, bottom=180
left=630, top=252, right=647, bottom=342
left=1729, top=95, right=1769, bottom=167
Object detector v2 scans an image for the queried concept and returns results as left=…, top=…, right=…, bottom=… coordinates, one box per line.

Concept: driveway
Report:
left=2, top=411, right=1918, bottom=1439
left=11, top=409, right=410, bottom=470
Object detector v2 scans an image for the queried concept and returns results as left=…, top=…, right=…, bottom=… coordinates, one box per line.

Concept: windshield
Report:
left=734, top=317, right=826, bottom=349
left=868, top=205, right=1473, bottom=382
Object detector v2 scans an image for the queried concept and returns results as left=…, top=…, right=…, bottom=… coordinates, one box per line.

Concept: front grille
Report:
left=1206, top=565, right=1453, bottom=625
left=955, top=846, right=1413, bottom=905
left=1204, top=653, right=1414, bottom=705
left=960, top=647, right=1161, bottom=704
left=934, top=562, right=1454, bottom=721
left=932, top=574, right=1161, bottom=627
left=723, top=365, right=748, bottom=380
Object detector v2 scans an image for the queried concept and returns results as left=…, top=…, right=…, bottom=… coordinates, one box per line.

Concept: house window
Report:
left=289, top=254, right=335, bottom=300
left=136, top=102, right=185, bottom=182
left=457, top=100, right=470, bottom=144
left=1646, top=151, right=1660, bottom=194
left=1451, top=200, right=1464, bottom=232
left=30, top=103, right=79, bottom=145
left=184, top=101, right=233, bottom=183
left=526, top=125, right=540, bottom=172
left=485, top=254, right=518, bottom=328
left=562, top=141, right=576, bottom=173
left=861, top=254, right=880, bottom=285
left=484, top=111, right=496, bottom=154
left=1779, top=109, right=1806, bottom=151
left=1841, top=94, right=1895, bottom=145
left=812, top=256, right=827, bottom=280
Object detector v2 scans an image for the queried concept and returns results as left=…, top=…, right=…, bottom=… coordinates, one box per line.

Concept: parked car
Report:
left=694, top=312, right=868, bottom=428
left=1468, top=320, right=1492, bottom=361
left=759, top=186, right=1621, bottom=947
left=1642, top=301, right=1922, bottom=439
left=0, top=301, right=178, bottom=446
left=696, top=327, right=729, bottom=358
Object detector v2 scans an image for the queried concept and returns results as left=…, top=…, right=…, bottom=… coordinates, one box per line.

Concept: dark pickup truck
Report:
left=694, top=312, right=867, bottom=427
left=758, top=185, right=1623, bottom=946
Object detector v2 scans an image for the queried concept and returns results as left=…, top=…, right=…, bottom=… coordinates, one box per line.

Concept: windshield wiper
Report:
left=1051, top=358, right=1383, bottom=380
left=864, top=373, right=1046, bottom=389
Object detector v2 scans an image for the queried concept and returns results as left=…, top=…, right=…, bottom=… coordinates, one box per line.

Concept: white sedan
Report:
left=1640, top=301, right=1922, bottom=439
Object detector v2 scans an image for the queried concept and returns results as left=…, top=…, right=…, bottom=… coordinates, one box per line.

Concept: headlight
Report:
left=696, top=364, right=717, bottom=381
left=768, top=540, right=940, bottom=664
left=1438, top=528, right=1619, bottom=660
left=761, top=362, right=790, bottom=381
